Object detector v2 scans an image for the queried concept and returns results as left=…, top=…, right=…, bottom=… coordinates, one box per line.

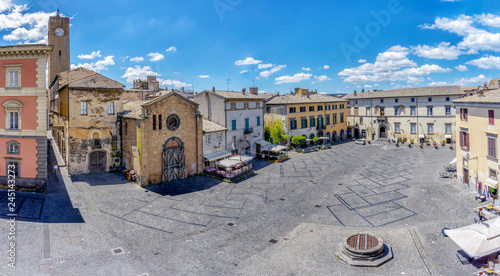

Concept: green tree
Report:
left=264, top=126, right=271, bottom=142
left=269, top=120, right=283, bottom=144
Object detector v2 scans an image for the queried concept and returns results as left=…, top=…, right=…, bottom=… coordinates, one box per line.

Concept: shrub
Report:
left=291, top=136, right=306, bottom=148
left=313, top=137, right=319, bottom=144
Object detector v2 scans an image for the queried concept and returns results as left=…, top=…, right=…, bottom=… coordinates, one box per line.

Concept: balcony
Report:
left=316, top=125, right=326, bottom=130
left=244, top=127, right=253, bottom=134
left=376, top=116, right=387, bottom=123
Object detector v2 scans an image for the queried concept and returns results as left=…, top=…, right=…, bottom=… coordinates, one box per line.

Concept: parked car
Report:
left=355, top=139, right=367, bottom=145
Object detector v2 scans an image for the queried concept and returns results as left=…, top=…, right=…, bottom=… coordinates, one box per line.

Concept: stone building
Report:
left=0, top=44, right=52, bottom=192
left=49, top=67, right=125, bottom=174
left=343, top=86, right=464, bottom=143
left=193, top=88, right=265, bottom=156
left=265, top=89, right=348, bottom=143
left=454, top=89, right=500, bottom=191
left=123, top=76, right=161, bottom=102
left=120, top=92, right=203, bottom=186
left=48, top=11, right=70, bottom=86
left=202, top=119, right=229, bottom=167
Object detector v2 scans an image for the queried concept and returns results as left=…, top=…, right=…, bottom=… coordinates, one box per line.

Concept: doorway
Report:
left=379, top=126, right=387, bottom=138
left=463, top=168, right=469, bottom=185
left=89, top=150, right=107, bottom=173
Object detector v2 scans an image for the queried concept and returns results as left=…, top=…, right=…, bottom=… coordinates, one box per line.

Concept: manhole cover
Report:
left=335, top=233, right=393, bottom=267
left=111, top=248, right=124, bottom=255
left=346, top=234, right=378, bottom=250
left=227, top=222, right=235, bottom=226
left=268, top=239, right=278, bottom=244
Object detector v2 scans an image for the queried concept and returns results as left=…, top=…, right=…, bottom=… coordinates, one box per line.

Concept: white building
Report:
left=193, top=88, right=265, bottom=156
left=202, top=118, right=229, bottom=167
left=343, top=86, right=464, bottom=143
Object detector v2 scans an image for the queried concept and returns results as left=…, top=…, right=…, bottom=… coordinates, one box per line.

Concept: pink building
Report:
left=0, top=44, right=52, bottom=192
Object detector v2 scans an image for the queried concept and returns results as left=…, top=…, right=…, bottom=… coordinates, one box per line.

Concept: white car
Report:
left=355, top=139, right=367, bottom=145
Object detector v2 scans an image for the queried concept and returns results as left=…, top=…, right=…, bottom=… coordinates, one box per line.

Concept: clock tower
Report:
left=48, top=10, right=70, bottom=84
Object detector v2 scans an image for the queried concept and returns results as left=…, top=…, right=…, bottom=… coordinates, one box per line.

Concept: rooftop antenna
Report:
left=227, top=79, right=231, bottom=91
left=252, top=78, right=255, bottom=87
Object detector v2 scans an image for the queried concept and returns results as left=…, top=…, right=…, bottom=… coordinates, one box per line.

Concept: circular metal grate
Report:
left=346, top=234, right=379, bottom=250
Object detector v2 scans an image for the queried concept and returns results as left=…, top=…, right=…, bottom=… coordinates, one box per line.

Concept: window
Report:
left=310, top=116, right=316, bottom=127
left=318, top=105, right=323, bottom=111
left=355, top=100, right=358, bottom=105
left=489, top=110, right=495, bottom=125
left=8, top=112, right=18, bottom=129
left=340, top=104, right=345, bottom=109
left=332, top=114, right=337, bottom=124
left=445, top=106, right=451, bottom=116
left=108, top=102, right=114, bottom=115
left=332, top=105, right=337, bottom=110
left=206, top=134, right=211, bottom=144
left=317, top=116, right=324, bottom=127
left=395, top=98, right=399, bottom=103
left=300, top=106, right=306, bottom=112
left=411, top=123, right=416, bottom=134
left=490, top=168, right=498, bottom=180
left=326, top=115, right=330, bottom=125
left=366, top=107, right=370, bottom=115
left=340, top=113, right=344, bottom=123
left=360, top=117, right=363, bottom=125
left=460, top=131, right=469, bottom=149
left=428, top=97, right=432, bottom=102
left=266, top=106, right=271, bottom=113
left=410, top=106, right=416, bottom=116
left=244, top=118, right=249, bottom=132
left=380, top=99, right=384, bottom=103
left=231, top=103, right=236, bottom=110
left=244, top=103, right=249, bottom=109
left=217, top=132, right=222, bottom=141
left=256, top=102, right=260, bottom=108
left=394, top=107, right=399, bottom=116
left=411, top=98, right=415, bottom=103
left=309, top=106, right=315, bottom=112
left=158, top=115, right=162, bottom=130
left=395, top=123, right=400, bottom=133
left=290, top=118, right=297, bottom=130
left=7, top=160, right=19, bottom=177
left=93, top=138, right=101, bottom=148
left=7, top=141, right=19, bottom=154
left=446, top=97, right=450, bottom=102
left=257, top=116, right=261, bottom=126
left=460, top=108, right=468, bottom=121
left=152, top=115, right=157, bottom=130
left=445, top=124, right=452, bottom=134
left=301, top=117, right=307, bottom=128
left=289, top=107, right=296, bottom=113
left=232, top=119, right=237, bottom=131
left=81, top=102, right=87, bottom=115
left=325, top=105, right=331, bottom=110
left=428, top=124, right=434, bottom=134
left=8, top=71, right=19, bottom=88
left=488, top=136, right=497, bottom=159
left=166, top=114, right=180, bottom=131
left=427, top=107, right=433, bottom=116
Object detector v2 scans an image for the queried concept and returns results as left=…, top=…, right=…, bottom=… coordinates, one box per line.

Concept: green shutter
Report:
left=232, top=120, right=236, bottom=130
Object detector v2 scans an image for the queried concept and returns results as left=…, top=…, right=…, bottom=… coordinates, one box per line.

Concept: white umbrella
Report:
left=445, top=217, right=500, bottom=259
left=450, top=158, right=457, bottom=165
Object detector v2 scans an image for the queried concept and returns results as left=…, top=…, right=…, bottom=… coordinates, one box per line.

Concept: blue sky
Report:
left=1, top=0, right=500, bottom=93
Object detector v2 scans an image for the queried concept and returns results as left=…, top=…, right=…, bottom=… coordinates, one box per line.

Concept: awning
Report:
left=450, top=158, right=457, bottom=165
left=269, top=145, right=287, bottom=152
left=204, top=150, right=232, bottom=162
left=485, top=178, right=498, bottom=189
left=255, top=140, right=272, bottom=147
left=229, top=155, right=254, bottom=163
left=418, top=134, right=425, bottom=138
left=216, top=159, right=241, bottom=168
left=445, top=134, right=452, bottom=138
left=318, top=137, right=329, bottom=140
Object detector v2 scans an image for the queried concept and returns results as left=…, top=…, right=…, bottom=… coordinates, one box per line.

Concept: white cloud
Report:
left=323, top=65, right=330, bottom=69
left=130, top=57, right=144, bottom=62
left=159, top=79, right=192, bottom=88
left=358, top=59, right=367, bottom=63
left=476, top=13, right=500, bottom=28
left=412, top=42, right=474, bottom=60
left=239, top=70, right=248, bottom=74
left=260, top=65, right=286, bottom=78
left=77, top=50, right=102, bottom=60
left=454, top=74, right=490, bottom=86
left=71, top=56, right=115, bottom=72
left=302, top=67, right=311, bottom=71
left=455, top=65, right=468, bottom=72
left=364, top=85, right=372, bottom=88
left=148, top=52, right=164, bottom=61
left=235, top=57, right=262, bottom=66
left=314, top=75, right=331, bottom=82
left=275, top=73, right=312, bottom=84
left=198, top=75, right=210, bottom=78
left=166, top=46, right=177, bottom=52
left=0, top=4, right=60, bottom=44
left=466, top=55, right=500, bottom=69
left=257, top=63, right=273, bottom=69
left=338, top=46, right=452, bottom=84
left=121, top=65, right=161, bottom=83
left=429, top=81, right=450, bottom=86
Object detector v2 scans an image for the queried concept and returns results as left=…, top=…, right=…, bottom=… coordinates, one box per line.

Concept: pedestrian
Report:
left=479, top=207, right=485, bottom=222
left=53, top=164, right=58, bottom=174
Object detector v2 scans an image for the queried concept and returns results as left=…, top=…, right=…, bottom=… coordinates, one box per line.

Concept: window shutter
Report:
left=459, top=131, right=463, bottom=148
left=489, top=110, right=495, bottom=125
left=466, top=132, right=470, bottom=149
left=460, top=108, right=462, bottom=120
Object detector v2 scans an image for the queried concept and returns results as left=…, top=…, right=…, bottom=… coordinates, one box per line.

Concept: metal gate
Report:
left=162, top=146, right=186, bottom=182
left=89, top=151, right=107, bottom=173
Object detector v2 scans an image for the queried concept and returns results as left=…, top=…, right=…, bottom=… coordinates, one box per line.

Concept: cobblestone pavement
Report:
left=0, top=141, right=482, bottom=275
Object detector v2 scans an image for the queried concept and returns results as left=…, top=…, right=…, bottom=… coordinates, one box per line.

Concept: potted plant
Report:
left=441, top=139, right=446, bottom=146
left=434, top=144, right=438, bottom=149
left=367, top=140, right=371, bottom=144
left=395, top=142, right=399, bottom=147
left=408, top=143, right=412, bottom=148
left=419, top=144, right=424, bottom=148
left=449, top=143, right=454, bottom=150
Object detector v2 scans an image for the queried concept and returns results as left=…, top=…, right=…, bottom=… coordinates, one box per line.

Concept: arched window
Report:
left=158, top=114, right=162, bottom=130
left=3, top=100, right=23, bottom=130
left=153, top=115, right=157, bottom=130
left=92, top=131, right=102, bottom=149
left=6, top=140, right=20, bottom=154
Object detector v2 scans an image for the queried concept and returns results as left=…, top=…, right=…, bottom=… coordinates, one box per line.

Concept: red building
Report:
left=0, top=44, right=52, bottom=192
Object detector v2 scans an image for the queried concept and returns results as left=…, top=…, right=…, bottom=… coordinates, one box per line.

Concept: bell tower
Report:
left=48, top=9, right=70, bottom=84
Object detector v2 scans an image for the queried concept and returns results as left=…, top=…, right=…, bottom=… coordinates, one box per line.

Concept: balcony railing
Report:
left=376, top=116, right=387, bottom=123
left=244, top=127, right=253, bottom=134
left=316, top=125, right=326, bottom=130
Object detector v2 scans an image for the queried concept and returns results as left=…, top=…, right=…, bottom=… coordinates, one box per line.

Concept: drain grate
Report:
left=347, top=234, right=378, bottom=250
left=315, top=205, right=321, bottom=208
left=280, top=198, right=285, bottom=201
left=111, top=247, right=124, bottom=255
left=227, top=222, right=235, bottom=226
left=268, top=239, right=278, bottom=244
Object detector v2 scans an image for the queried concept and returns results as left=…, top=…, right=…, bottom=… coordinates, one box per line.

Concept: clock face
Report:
left=55, top=28, right=65, bottom=37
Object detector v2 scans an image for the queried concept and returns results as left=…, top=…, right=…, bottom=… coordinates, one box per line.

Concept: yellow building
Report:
left=454, top=89, right=500, bottom=194
left=265, top=90, right=348, bottom=142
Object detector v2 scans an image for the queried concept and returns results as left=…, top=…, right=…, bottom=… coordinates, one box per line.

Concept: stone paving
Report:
left=0, top=140, right=484, bottom=275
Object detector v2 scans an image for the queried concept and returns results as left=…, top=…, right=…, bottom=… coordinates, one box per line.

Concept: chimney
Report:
left=249, top=87, right=258, bottom=95
left=212, top=86, right=215, bottom=93
left=478, top=88, right=485, bottom=97
left=354, top=90, right=357, bottom=96
left=242, top=88, right=246, bottom=94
